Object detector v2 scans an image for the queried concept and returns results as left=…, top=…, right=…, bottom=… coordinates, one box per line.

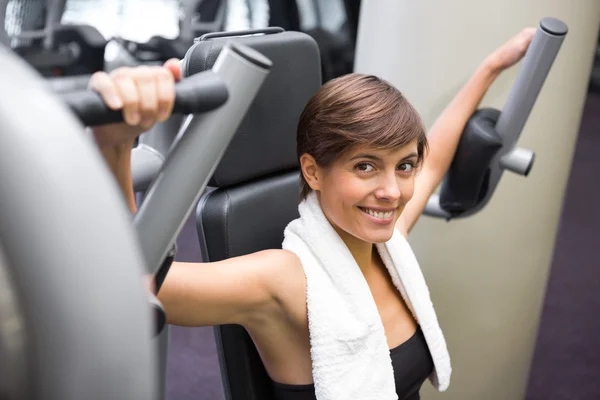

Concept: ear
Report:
left=300, top=153, right=323, bottom=192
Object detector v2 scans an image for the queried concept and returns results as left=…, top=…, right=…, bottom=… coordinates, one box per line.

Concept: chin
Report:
left=362, top=228, right=396, bottom=244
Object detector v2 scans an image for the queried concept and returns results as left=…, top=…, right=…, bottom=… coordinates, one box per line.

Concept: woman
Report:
left=90, top=27, right=535, bottom=399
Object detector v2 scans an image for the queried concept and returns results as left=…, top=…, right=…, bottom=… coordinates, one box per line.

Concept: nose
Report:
left=374, top=172, right=401, bottom=201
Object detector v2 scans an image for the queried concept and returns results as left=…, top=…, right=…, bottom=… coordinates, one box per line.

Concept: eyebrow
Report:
left=350, top=152, right=418, bottom=162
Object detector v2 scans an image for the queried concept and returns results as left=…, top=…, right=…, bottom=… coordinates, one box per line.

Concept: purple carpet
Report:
left=525, top=92, right=600, bottom=399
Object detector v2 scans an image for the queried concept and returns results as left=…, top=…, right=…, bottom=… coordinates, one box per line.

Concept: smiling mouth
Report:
left=358, top=207, right=395, bottom=220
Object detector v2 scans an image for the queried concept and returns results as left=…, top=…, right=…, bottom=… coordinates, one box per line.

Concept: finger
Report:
left=522, top=27, right=536, bottom=37
left=155, top=67, right=176, bottom=122
left=134, top=66, right=159, bottom=128
left=518, top=28, right=536, bottom=51
left=111, top=68, right=141, bottom=126
left=88, top=71, right=123, bottom=110
left=519, top=27, right=535, bottom=42
left=164, top=58, right=182, bottom=81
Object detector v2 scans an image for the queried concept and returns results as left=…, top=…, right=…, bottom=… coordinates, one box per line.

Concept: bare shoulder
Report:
left=258, top=249, right=305, bottom=284
left=259, top=248, right=303, bottom=269
left=259, top=249, right=306, bottom=309
left=235, top=248, right=302, bottom=274
left=201, top=248, right=303, bottom=293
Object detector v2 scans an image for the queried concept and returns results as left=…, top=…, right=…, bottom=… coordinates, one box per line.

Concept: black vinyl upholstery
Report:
left=183, top=29, right=321, bottom=187
left=190, top=29, right=322, bottom=400
left=198, top=172, right=302, bottom=259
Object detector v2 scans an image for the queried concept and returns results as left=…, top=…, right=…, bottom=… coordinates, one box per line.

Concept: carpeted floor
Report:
left=525, top=92, right=600, bottom=399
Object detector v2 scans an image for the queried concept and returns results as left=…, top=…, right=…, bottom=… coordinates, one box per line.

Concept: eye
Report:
left=397, top=162, right=415, bottom=174
left=355, top=162, right=375, bottom=173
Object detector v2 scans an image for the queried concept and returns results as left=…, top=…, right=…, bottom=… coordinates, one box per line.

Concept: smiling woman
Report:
left=296, top=73, right=428, bottom=244
left=296, top=73, right=428, bottom=200
left=310, top=144, right=420, bottom=244
left=87, top=26, right=536, bottom=400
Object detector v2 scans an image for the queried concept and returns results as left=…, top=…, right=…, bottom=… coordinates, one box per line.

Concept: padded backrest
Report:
left=182, top=28, right=321, bottom=187
left=198, top=173, right=302, bottom=259
left=191, top=29, right=321, bottom=400
left=197, top=173, right=300, bottom=400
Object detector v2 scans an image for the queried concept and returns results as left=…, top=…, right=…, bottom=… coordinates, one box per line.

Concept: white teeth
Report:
left=364, top=208, right=393, bottom=219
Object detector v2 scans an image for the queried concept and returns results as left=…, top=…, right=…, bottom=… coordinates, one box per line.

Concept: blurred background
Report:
left=3, top=1, right=599, bottom=399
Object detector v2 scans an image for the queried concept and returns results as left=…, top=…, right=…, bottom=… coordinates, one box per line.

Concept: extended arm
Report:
left=88, top=61, right=289, bottom=329
left=396, top=28, right=535, bottom=235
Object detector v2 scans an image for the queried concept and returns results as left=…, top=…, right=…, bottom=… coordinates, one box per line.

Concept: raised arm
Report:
left=396, top=28, right=536, bottom=235
left=89, top=59, right=181, bottom=213
left=88, top=62, right=296, bottom=329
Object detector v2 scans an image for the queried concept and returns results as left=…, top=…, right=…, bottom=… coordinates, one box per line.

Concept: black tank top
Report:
left=271, top=326, right=434, bottom=400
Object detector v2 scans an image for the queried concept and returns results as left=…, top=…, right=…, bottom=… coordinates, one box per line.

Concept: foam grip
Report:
left=439, top=108, right=504, bottom=215
left=61, top=70, right=228, bottom=126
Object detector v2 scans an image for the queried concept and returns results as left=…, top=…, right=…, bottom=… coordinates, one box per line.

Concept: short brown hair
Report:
left=297, top=73, right=428, bottom=199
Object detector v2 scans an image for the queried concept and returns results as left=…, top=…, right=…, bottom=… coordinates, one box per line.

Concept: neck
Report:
left=334, top=227, right=374, bottom=273
left=314, top=192, right=375, bottom=273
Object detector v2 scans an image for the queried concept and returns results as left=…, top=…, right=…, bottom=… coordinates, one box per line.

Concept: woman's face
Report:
left=316, top=141, right=419, bottom=244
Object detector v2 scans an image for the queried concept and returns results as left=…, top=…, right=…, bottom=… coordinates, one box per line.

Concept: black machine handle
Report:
left=61, top=70, right=229, bottom=126
left=196, top=26, right=284, bottom=42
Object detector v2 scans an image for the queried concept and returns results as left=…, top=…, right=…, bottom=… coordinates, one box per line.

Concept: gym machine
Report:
left=424, top=17, right=568, bottom=219
left=1, top=0, right=107, bottom=76
left=0, top=35, right=273, bottom=400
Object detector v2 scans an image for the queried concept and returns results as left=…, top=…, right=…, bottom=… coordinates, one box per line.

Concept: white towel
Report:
left=282, top=191, right=451, bottom=399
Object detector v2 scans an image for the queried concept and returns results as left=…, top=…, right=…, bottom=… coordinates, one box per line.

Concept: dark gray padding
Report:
left=0, top=44, right=155, bottom=400
left=193, top=29, right=321, bottom=400
left=196, top=172, right=301, bottom=400
left=439, top=108, right=503, bottom=215
left=183, top=30, right=321, bottom=187
left=197, top=172, right=301, bottom=260
left=194, top=28, right=321, bottom=400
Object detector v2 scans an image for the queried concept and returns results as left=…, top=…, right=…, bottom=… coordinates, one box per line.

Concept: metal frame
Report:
left=424, top=18, right=568, bottom=219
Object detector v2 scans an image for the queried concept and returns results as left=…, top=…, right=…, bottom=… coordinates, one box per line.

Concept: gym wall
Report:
left=354, top=1, right=600, bottom=399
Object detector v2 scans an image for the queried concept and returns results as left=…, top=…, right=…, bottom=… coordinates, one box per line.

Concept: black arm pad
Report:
left=439, top=108, right=504, bottom=215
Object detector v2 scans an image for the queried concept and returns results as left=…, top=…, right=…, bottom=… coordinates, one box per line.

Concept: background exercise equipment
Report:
left=3, top=0, right=107, bottom=76
left=423, top=17, right=568, bottom=219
